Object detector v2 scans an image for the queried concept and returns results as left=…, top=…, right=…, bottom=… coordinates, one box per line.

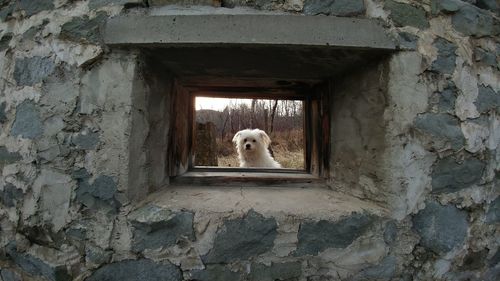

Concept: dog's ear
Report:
left=258, top=130, right=272, bottom=147
left=232, top=131, right=241, bottom=144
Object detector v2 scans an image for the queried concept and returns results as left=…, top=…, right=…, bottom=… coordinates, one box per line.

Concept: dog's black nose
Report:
left=245, top=144, right=251, bottom=149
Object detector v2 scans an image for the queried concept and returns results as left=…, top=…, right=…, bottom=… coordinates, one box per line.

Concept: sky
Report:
left=195, top=97, right=253, bottom=111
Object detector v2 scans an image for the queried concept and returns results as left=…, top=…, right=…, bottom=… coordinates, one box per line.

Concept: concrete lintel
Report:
left=104, top=14, right=396, bottom=50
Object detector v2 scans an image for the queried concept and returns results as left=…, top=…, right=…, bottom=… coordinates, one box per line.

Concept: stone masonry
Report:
left=0, top=0, right=499, bottom=281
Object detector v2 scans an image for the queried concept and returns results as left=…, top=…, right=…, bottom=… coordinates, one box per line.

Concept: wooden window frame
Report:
left=169, top=77, right=331, bottom=186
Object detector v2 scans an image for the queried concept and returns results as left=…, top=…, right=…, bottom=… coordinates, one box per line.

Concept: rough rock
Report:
left=71, top=131, right=100, bottom=150
left=0, top=102, right=6, bottom=122
left=0, top=32, right=12, bottom=51
left=430, top=37, right=457, bottom=75
left=385, top=0, right=429, bottom=29
left=354, top=255, right=397, bottom=280
left=431, top=0, right=464, bottom=14
left=398, top=32, right=418, bottom=50
left=295, top=213, right=376, bottom=256
left=6, top=243, right=72, bottom=281
left=0, top=269, right=21, bottom=281
left=431, top=156, right=485, bottom=193
left=188, top=264, right=242, bottom=281
left=59, top=12, right=108, bottom=44
left=485, top=196, right=500, bottom=224
left=89, top=0, right=145, bottom=9
left=383, top=220, right=398, bottom=245
left=248, top=262, right=303, bottom=281
left=474, top=47, right=497, bottom=67
left=438, top=85, right=457, bottom=113
left=203, top=210, right=277, bottom=263
left=86, top=259, right=182, bottom=281
left=452, top=5, right=498, bottom=37
left=0, top=183, right=23, bottom=207
left=0, top=146, right=22, bottom=166
left=412, top=201, right=468, bottom=254
left=0, top=2, right=14, bottom=21
left=475, top=0, right=498, bottom=12
left=475, top=85, right=500, bottom=113
left=74, top=169, right=120, bottom=212
left=414, top=113, right=465, bottom=150
left=13, top=56, right=55, bottom=86
left=128, top=204, right=194, bottom=252
left=11, top=101, right=44, bottom=139
left=18, top=0, right=54, bottom=17
left=304, top=0, right=365, bottom=16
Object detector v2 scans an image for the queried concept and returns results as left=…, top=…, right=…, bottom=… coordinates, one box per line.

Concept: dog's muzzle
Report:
left=245, top=144, right=251, bottom=150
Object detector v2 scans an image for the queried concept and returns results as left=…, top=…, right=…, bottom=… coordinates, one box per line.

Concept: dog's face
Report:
left=232, top=129, right=272, bottom=153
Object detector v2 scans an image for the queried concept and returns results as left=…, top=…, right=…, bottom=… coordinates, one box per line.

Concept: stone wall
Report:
left=0, top=0, right=498, bottom=281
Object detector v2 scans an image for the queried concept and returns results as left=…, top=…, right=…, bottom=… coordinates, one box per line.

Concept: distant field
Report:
left=216, top=129, right=304, bottom=169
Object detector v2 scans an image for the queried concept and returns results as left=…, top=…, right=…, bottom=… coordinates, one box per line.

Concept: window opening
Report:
left=193, top=97, right=305, bottom=170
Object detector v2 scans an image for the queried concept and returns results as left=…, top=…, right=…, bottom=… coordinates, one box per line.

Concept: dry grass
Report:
left=215, top=129, right=304, bottom=169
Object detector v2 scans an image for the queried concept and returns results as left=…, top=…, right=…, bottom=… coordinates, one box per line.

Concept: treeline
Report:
left=196, top=99, right=303, bottom=140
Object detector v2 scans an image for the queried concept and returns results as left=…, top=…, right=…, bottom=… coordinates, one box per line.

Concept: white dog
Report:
left=232, top=129, right=281, bottom=168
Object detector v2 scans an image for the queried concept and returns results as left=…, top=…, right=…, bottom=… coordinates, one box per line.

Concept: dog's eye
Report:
left=243, top=139, right=247, bottom=142
left=252, top=140, right=256, bottom=142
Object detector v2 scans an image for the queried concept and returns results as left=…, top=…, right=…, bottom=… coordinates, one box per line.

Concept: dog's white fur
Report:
left=232, top=129, right=281, bottom=168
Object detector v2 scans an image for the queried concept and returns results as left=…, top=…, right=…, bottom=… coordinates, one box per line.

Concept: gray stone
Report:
left=6, top=243, right=71, bottom=281
left=383, top=220, right=398, bottom=245
left=203, top=210, right=277, bottom=263
left=475, top=85, right=500, bottom=113
left=75, top=171, right=120, bottom=212
left=0, top=269, right=21, bottom=281
left=13, top=56, right=55, bottom=86
left=431, top=156, right=485, bottom=193
left=72, top=131, right=99, bottom=150
left=85, top=244, right=112, bottom=265
left=475, top=0, right=498, bottom=12
left=412, top=201, right=468, bottom=254
left=398, top=32, right=418, bottom=50
left=385, top=0, right=429, bottom=29
left=0, top=183, right=23, bottom=207
left=304, top=0, right=365, bottom=16
left=474, top=47, right=497, bottom=67
left=0, top=146, right=22, bottom=166
left=59, top=12, right=107, bottom=44
left=430, top=37, right=457, bottom=74
left=0, top=32, right=12, bottom=51
left=129, top=204, right=194, bottom=252
left=414, top=113, right=464, bottom=150
left=438, top=86, right=457, bottom=113
left=18, top=0, right=54, bottom=17
left=89, top=0, right=144, bottom=9
left=431, top=0, right=464, bottom=14
left=295, top=213, right=376, bottom=256
left=0, top=102, right=6, bottom=122
left=355, top=255, right=397, bottom=280
left=0, top=2, right=14, bottom=21
left=485, top=196, right=500, bottom=224
left=488, top=248, right=500, bottom=266
left=189, top=264, right=242, bottom=281
left=22, top=20, right=49, bottom=41
left=452, top=5, right=498, bottom=37
left=11, top=101, right=44, bottom=139
left=248, top=262, right=302, bottom=281
left=86, top=259, right=182, bottom=281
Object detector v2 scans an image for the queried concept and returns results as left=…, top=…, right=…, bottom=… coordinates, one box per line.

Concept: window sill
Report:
left=172, top=169, right=323, bottom=187
left=138, top=185, right=388, bottom=220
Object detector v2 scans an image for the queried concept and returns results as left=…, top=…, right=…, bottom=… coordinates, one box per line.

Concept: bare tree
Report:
left=270, top=99, right=278, bottom=133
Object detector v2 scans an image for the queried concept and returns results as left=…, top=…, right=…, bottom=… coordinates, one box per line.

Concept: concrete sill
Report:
left=141, top=185, right=388, bottom=220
